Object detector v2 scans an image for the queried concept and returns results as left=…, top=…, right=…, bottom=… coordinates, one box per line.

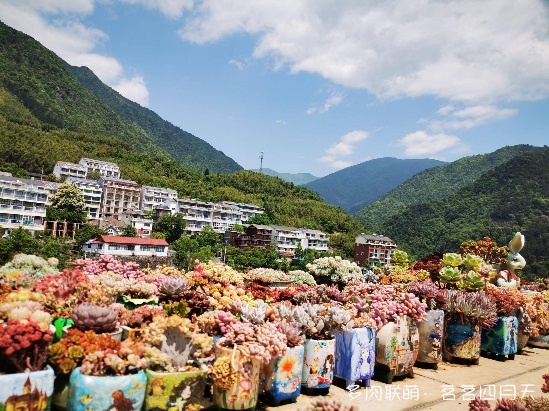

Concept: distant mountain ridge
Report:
left=304, top=157, right=446, bottom=213
left=249, top=168, right=319, bottom=185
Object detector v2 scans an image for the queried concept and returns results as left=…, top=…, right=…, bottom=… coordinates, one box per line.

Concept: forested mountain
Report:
left=354, top=145, right=543, bottom=233
left=381, top=147, right=549, bottom=279
left=304, top=157, right=445, bottom=213
left=249, top=168, right=319, bottom=185
left=0, top=21, right=241, bottom=174
left=69, top=66, right=242, bottom=174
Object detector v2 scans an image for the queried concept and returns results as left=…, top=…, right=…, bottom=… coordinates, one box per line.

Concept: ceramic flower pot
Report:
left=443, top=317, right=481, bottom=364
left=334, top=327, right=376, bottom=388
left=517, top=332, right=530, bottom=352
left=0, top=365, right=54, bottom=411
left=375, top=316, right=419, bottom=383
left=145, top=369, right=212, bottom=411
left=481, top=316, right=518, bottom=359
left=52, top=372, right=71, bottom=411
left=213, top=343, right=261, bottom=411
left=262, top=344, right=304, bottom=405
left=67, top=367, right=147, bottom=411
left=301, top=338, right=336, bottom=395
left=528, top=334, right=549, bottom=348
left=417, top=309, right=444, bottom=366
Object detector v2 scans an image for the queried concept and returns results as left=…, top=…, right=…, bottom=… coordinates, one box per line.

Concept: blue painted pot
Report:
left=67, top=367, right=147, bottom=411
left=481, top=316, right=518, bottom=356
left=417, top=309, right=444, bottom=364
left=443, top=318, right=481, bottom=361
left=334, top=327, right=376, bottom=387
left=301, top=338, right=335, bottom=395
left=262, top=344, right=304, bottom=405
left=0, top=366, right=54, bottom=411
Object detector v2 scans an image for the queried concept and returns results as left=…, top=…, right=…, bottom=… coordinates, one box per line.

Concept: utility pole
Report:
left=259, top=151, right=264, bottom=174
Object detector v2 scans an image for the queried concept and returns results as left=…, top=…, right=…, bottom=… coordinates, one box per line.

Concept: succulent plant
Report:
left=158, top=275, right=190, bottom=300
left=300, top=399, right=358, bottom=411
left=460, top=270, right=486, bottom=291
left=276, top=321, right=304, bottom=347
left=444, top=290, right=497, bottom=329
left=439, top=266, right=462, bottom=283
left=468, top=397, right=492, bottom=411
left=71, top=303, right=119, bottom=333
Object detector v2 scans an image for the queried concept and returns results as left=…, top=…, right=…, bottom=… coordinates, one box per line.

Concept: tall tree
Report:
left=152, top=213, right=186, bottom=244
left=46, top=182, right=87, bottom=223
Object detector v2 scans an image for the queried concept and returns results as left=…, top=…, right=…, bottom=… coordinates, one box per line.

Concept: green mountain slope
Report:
left=0, top=21, right=241, bottom=174
left=69, top=66, right=242, bottom=174
left=354, top=145, right=543, bottom=232
left=304, top=157, right=445, bottom=213
left=382, top=147, right=549, bottom=279
left=249, top=168, right=319, bottom=185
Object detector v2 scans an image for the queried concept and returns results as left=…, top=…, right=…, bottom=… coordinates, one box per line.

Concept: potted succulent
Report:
left=281, top=302, right=352, bottom=395
left=212, top=319, right=287, bottom=410
left=442, top=290, right=497, bottom=364
left=334, top=298, right=377, bottom=388
left=525, top=291, right=549, bottom=348
left=306, top=256, right=363, bottom=286
left=66, top=336, right=148, bottom=411
left=142, top=314, right=214, bottom=411
left=406, top=280, right=448, bottom=368
left=0, top=301, right=55, bottom=411
left=70, top=303, right=123, bottom=340
left=117, top=304, right=166, bottom=340
left=481, top=285, right=525, bottom=359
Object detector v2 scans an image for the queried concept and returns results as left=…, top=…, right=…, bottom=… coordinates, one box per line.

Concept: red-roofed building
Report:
left=82, top=235, right=169, bottom=257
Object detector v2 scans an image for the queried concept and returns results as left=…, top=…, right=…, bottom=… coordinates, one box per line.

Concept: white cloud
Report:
left=396, top=131, right=463, bottom=157
left=307, top=93, right=344, bottom=115
left=428, top=104, right=518, bottom=131
left=319, top=130, right=369, bottom=168
left=120, top=0, right=194, bottom=20
left=177, top=0, right=549, bottom=104
left=0, top=0, right=151, bottom=106
left=228, top=58, right=251, bottom=71
left=275, top=119, right=287, bottom=125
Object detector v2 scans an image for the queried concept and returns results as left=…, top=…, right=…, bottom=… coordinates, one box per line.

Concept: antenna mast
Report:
left=259, top=151, right=264, bottom=173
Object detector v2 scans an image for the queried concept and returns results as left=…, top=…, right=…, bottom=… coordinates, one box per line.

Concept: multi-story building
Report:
left=0, top=172, right=57, bottom=235
left=141, top=186, right=178, bottom=212
left=98, top=177, right=141, bottom=219
left=66, top=177, right=103, bottom=221
left=120, top=210, right=154, bottom=239
left=271, top=225, right=302, bottom=256
left=211, top=202, right=242, bottom=233
left=177, top=198, right=215, bottom=235
left=53, top=161, right=87, bottom=180
left=79, top=158, right=121, bottom=179
left=82, top=235, right=169, bottom=257
left=354, top=233, right=397, bottom=266
left=228, top=202, right=264, bottom=222
left=233, top=224, right=274, bottom=248
left=302, top=228, right=329, bottom=253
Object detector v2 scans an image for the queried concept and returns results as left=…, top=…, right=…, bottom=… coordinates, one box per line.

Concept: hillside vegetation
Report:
left=354, top=145, right=543, bottom=232
left=381, top=148, right=549, bottom=279
left=305, top=157, right=445, bottom=213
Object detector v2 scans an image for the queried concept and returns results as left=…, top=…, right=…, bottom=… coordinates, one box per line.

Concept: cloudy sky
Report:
left=1, top=0, right=548, bottom=177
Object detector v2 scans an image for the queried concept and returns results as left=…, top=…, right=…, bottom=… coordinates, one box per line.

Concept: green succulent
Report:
left=441, top=253, right=463, bottom=267
left=459, top=270, right=486, bottom=291
left=439, top=266, right=462, bottom=283
left=462, top=254, right=484, bottom=270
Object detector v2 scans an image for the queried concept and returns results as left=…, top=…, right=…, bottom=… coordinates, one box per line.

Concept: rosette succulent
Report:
left=71, top=303, right=119, bottom=334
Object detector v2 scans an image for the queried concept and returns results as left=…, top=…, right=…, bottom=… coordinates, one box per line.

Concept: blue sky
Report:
left=1, top=1, right=548, bottom=177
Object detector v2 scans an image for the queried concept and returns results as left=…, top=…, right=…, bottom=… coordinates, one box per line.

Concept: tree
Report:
left=0, top=228, right=38, bottom=264
left=232, top=223, right=244, bottom=233
left=86, top=171, right=101, bottom=181
left=39, top=237, right=71, bottom=269
left=75, top=224, right=107, bottom=247
left=152, top=213, right=186, bottom=244
left=195, top=225, right=222, bottom=255
left=46, top=182, right=87, bottom=223
left=122, top=225, right=138, bottom=237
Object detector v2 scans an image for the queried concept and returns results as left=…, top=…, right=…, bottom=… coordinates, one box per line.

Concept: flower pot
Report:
left=375, top=316, right=419, bottom=383
left=528, top=334, right=549, bottom=348
left=301, top=338, right=336, bottom=395
left=67, top=367, right=147, bottom=411
left=0, top=366, right=54, bottom=411
left=443, top=317, right=481, bottom=364
left=517, top=332, right=530, bottom=352
left=481, top=316, right=518, bottom=358
left=52, top=372, right=71, bottom=411
left=213, top=343, right=261, bottom=411
left=262, top=344, right=304, bottom=405
left=334, top=327, right=376, bottom=388
left=145, top=369, right=212, bottom=411
left=417, top=309, right=444, bottom=366
left=63, top=325, right=123, bottom=341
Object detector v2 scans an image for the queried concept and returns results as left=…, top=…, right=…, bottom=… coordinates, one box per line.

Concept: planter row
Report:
left=3, top=312, right=537, bottom=411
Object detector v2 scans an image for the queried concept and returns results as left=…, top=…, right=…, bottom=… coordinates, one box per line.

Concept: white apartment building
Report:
left=82, top=235, right=169, bottom=257
left=177, top=198, right=214, bottom=235
left=79, top=158, right=121, bottom=179
left=230, top=202, right=264, bottom=222
left=98, top=177, right=141, bottom=219
left=0, top=173, right=57, bottom=235
left=141, top=186, right=178, bottom=212
left=66, top=177, right=103, bottom=221
left=271, top=225, right=302, bottom=256
left=120, top=210, right=154, bottom=239
left=53, top=161, right=87, bottom=180
left=302, top=228, right=329, bottom=252
left=212, top=202, right=242, bottom=233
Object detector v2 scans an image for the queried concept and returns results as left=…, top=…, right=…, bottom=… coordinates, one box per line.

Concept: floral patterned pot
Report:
left=301, top=338, right=336, bottom=396
left=213, top=343, right=261, bottom=411
left=67, top=367, right=147, bottom=411
left=528, top=334, right=549, bottom=348
left=145, top=369, right=212, bottom=411
left=417, top=309, right=444, bottom=366
left=481, top=316, right=518, bottom=358
left=262, top=344, right=304, bottom=405
left=334, top=327, right=376, bottom=388
left=0, top=365, right=54, bottom=411
left=443, top=317, right=481, bottom=364
left=375, top=316, right=419, bottom=383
